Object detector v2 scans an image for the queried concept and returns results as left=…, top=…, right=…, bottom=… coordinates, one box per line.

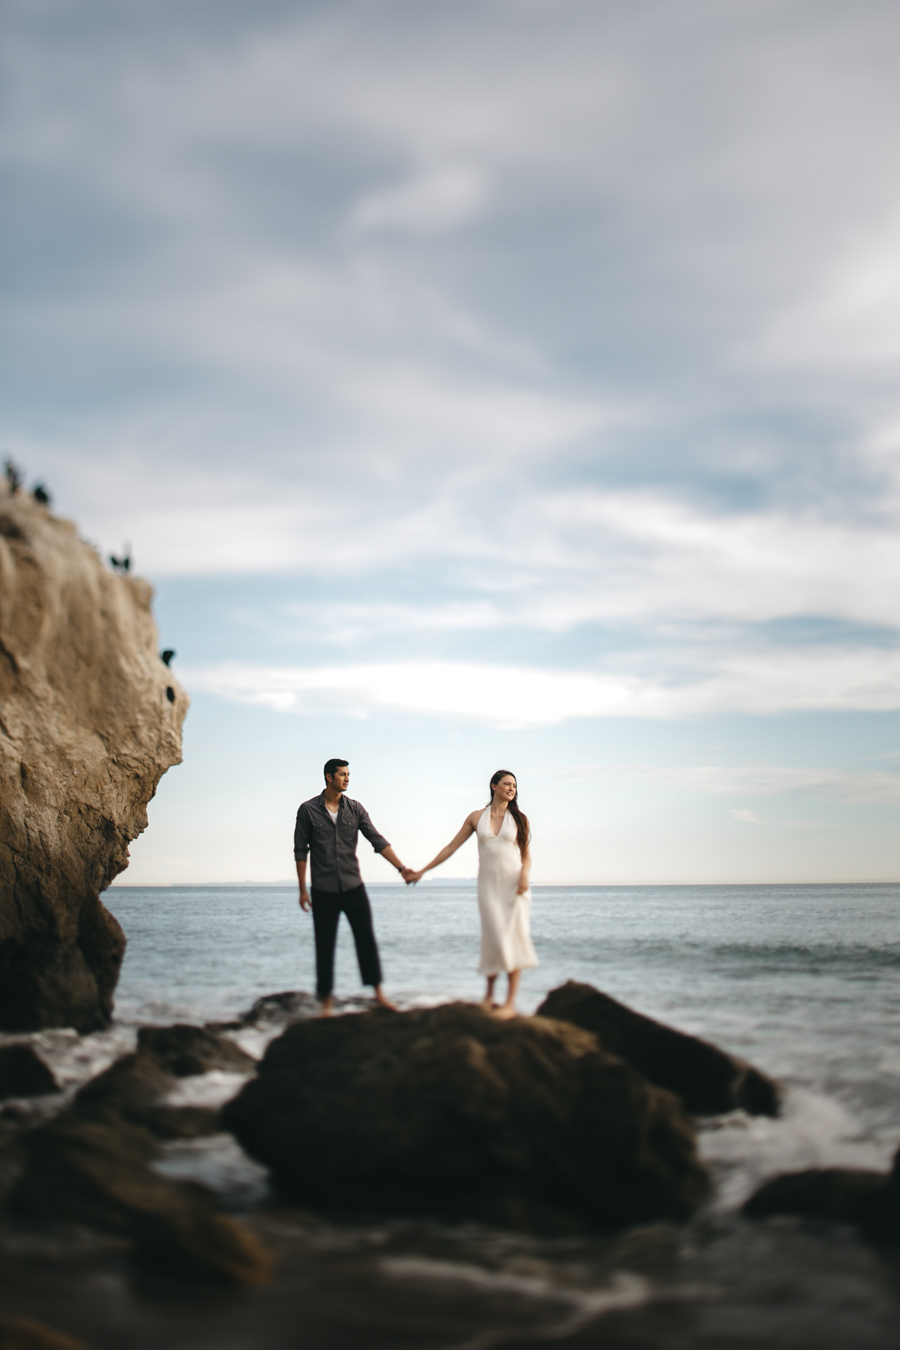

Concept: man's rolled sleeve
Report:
left=293, top=805, right=312, bottom=861
left=357, top=804, right=390, bottom=855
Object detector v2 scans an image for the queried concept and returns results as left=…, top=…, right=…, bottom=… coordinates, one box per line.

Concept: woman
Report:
left=409, top=770, right=538, bottom=1017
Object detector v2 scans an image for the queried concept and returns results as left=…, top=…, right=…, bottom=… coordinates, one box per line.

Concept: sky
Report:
left=4, top=0, right=900, bottom=885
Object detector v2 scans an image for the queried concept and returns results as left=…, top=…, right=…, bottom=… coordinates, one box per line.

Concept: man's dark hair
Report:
left=323, top=758, right=349, bottom=781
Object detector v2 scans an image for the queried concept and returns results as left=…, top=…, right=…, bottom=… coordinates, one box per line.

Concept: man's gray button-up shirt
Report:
left=293, top=791, right=390, bottom=892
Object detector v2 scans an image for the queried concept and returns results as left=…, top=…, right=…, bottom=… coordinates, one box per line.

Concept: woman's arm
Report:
left=517, top=844, right=532, bottom=895
left=410, top=813, right=478, bottom=881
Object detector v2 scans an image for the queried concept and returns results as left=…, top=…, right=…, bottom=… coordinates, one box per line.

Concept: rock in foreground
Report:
left=744, top=1146, right=900, bottom=1244
left=538, top=982, right=782, bottom=1117
left=221, top=1003, right=710, bottom=1231
left=9, top=1048, right=269, bottom=1285
left=137, top=1024, right=255, bottom=1076
left=0, top=487, right=188, bottom=1032
left=0, top=1045, right=59, bottom=1100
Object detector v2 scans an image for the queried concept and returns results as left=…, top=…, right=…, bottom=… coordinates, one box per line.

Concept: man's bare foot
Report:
left=317, top=997, right=334, bottom=1019
left=493, top=1003, right=518, bottom=1020
left=373, top=987, right=397, bottom=1010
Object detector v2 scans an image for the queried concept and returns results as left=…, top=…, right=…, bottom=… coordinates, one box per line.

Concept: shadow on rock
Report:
left=221, top=1002, right=710, bottom=1231
left=538, top=981, right=782, bottom=1117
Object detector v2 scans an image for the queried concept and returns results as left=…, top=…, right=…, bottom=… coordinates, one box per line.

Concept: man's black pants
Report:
left=310, top=884, right=383, bottom=999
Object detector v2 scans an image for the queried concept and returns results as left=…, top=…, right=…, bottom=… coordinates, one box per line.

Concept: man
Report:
left=294, top=759, right=413, bottom=1017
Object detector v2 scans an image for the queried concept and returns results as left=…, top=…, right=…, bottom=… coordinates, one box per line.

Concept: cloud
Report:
left=731, top=808, right=765, bottom=824
left=352, top=164, right=489, bottom=233
left=182, top=660, right=645, bottom=726
left=182, top=644, right=900, bottom=726
left=551, top=764, right=900, bottom=808
left=6, top=0, right=900, bottom=722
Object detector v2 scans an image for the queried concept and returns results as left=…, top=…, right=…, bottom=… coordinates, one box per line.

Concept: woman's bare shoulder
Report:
left=465, top=807, right=484, bottom=827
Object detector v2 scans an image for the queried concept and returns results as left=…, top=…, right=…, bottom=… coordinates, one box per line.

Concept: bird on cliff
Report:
left=161, top=649, right=176, bottom=667
left=3, top=459, right=23, bottom=494
left=32, top=484, right=51, bottom=505
left=109, top=548, right=132, bottom=573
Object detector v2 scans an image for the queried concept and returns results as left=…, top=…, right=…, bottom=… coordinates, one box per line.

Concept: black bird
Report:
left=3, top=459, right=23, bottom=494
left=161, top=650, right=175, bottom=667
left=109, top=548, right=132, bottom=573
left=32, top=484, right=51, bottom=505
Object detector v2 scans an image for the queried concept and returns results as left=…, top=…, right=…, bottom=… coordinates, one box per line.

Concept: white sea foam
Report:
left=162, top=1069, right=252, bottom=1110
left=153, top=1133, right=270, bottom=1210
left=699, top=1086, right=893, bottom=1212
left=381, top=1262, right=669, bottom=1350
left=0, top=1024, right=136, bottom=1094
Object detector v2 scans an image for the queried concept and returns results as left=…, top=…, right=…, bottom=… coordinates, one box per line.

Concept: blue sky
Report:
left=4, top=0, right=900, bottom=883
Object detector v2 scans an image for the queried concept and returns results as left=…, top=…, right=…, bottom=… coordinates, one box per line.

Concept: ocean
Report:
left=104, top=880, right=900, bottom=1168
left=5, top=880, right=900, bottom=1347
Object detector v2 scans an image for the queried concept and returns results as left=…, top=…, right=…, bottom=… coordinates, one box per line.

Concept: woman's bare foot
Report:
left=493, top=1003, right=518, bottom=1020
left=480, top=977, right=497, bottom=1013
left=373, top=986, right=397, bottom=1010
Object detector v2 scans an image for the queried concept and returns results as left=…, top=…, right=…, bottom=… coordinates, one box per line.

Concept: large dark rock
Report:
left=744, top=1145, right=900, bottom=1244
left=538, top=982, right=781, bottom=1117
left=0, top=489, right=188, bottom=1032
left=221, top=1003, right=710, bottom=1231
left=7, top=1049, right=269, bottom=1284
left=0, top=1045, right=59, bottom=1100
left=137, top=1024, right=255, bottom=1076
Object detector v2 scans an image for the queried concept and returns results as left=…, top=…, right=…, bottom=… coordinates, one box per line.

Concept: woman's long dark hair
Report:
left=489, top=769, right=529, bottom=860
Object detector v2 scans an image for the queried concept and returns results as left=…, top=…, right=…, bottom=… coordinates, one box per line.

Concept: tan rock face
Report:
left=0, top=486, right=188, bottom=1032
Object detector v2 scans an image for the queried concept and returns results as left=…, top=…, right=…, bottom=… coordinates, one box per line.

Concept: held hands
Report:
left=400, top=866, right=419, bottom=886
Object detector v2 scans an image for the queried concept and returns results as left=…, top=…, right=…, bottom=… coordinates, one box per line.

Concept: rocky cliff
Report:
left=0, top=485, right=187, bottom=1031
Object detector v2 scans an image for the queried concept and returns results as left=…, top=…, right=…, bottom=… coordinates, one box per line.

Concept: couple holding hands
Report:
left=294, top=759, right=538, bottom=1018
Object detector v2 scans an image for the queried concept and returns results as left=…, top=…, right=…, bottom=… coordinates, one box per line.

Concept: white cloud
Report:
left=731, top=808, right=765, bottom=823
left=182, top=645, right=900, bottom=726
left=352, top=165, right=489, bottom=233
left=182, top=660, right=644, bottom=726
left=8, top=0, right=900, bottom=702
left=552, top=763, right=900, bottom=808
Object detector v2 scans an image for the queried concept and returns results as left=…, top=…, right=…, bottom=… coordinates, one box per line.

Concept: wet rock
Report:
left=744, top=1145, right=900, bottom=1244
left=0, top=1045, right=59, bottom=1100
left=0, top=488, right=188, bottom=1033
left=72, top=1050, right=173, bottom=1122
left=238, top=990, right=318, bottom=1026
left=0, top=1317, right=88, bottom=1350
left=139, top=1105, right=221, bottom=1140
left=221, top=1003, right=710, bottom=1231
left=137, top=1024, right=255, bottom=1076
left=8, top=1110, right=269, bottom=1285
left=538, top=981, right=781, bottom=1117
left=71, top=1051, right=224, bottom=1140
left=4, top=1047, right=270, bottom=1283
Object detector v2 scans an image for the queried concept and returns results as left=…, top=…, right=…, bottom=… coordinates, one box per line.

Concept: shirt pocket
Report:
left=311, top=817, right=336, bottom=845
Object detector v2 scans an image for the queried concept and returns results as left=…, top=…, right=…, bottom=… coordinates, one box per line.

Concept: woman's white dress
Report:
left=476, top=806, right=539, bottom=976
